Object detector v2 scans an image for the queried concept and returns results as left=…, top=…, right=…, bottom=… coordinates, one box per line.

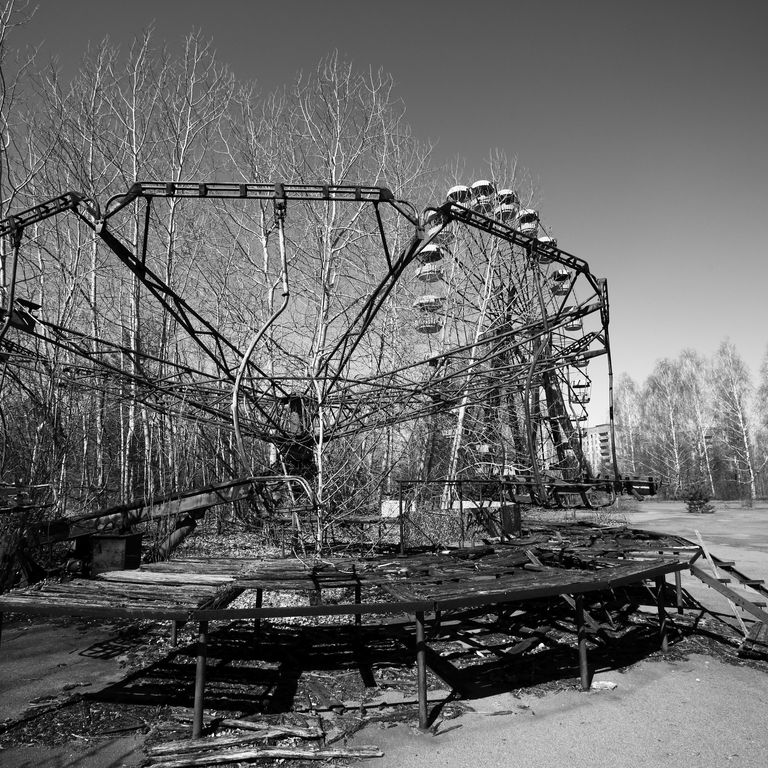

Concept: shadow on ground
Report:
left=86, top=590, right=700, bottom=718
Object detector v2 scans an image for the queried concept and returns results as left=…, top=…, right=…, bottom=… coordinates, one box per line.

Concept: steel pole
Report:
left=575, top=593, right=589, bottom=690
left=655, top=577, right=669, bottom=652
left=415, top=611, right=428, bottom=729
left=192, top=621, right=209, bottom=738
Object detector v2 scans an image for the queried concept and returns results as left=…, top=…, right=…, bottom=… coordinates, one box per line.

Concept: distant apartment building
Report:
left=582, top=423, right=612, bottom=475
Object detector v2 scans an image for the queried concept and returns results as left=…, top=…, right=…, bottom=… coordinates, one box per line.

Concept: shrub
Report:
left=684, top=483, right=715, bottom=514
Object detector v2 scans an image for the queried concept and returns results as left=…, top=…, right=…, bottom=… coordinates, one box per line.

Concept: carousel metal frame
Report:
left=0, top=180, right=651, bottom=531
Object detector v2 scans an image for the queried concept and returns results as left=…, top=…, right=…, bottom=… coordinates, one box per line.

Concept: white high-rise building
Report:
left=582, top=423, right=612, bottom=475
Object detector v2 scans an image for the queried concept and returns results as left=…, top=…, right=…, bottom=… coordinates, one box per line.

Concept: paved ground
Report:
left=0, top=620, right=130, bottom=723
left=624, top=499, right=768, bottom=579
left=351, top=653, right=768, bottom=768
left=1, top=733, right=145, bottom=768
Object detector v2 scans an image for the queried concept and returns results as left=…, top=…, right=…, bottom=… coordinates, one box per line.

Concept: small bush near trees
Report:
left=684, top=483, right=716, bottom=514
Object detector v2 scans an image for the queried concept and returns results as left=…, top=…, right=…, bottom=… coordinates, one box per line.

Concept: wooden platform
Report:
left=0, top=522, right=697, bottom=736
left=0, top=523, right=696, bottom=622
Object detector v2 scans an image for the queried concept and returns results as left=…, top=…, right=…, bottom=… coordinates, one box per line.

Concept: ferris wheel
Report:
left=405, top=179, right=613, bottom=505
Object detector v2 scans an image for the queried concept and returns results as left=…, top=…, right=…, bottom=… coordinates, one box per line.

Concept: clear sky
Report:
left=14, top=0, right=768, bottom=421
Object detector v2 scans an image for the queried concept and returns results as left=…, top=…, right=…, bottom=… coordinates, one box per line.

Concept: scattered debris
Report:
left=590, top=681, right=617, bottom=691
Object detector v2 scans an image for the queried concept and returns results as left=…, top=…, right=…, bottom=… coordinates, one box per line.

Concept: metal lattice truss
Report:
left=0, top=181, right=624, bottom=502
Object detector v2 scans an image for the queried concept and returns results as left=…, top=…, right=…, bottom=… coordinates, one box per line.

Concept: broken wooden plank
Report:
left=144, top=744, right=384, bottom=767
left=147, top=734, right=270, bottom=757
left=167, top=716, right=323, bottom=740
left=217, top=719, right=322, bottom=738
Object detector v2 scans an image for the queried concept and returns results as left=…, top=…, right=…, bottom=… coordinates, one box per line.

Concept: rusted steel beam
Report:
left=33, top=475, right=316, bottom=544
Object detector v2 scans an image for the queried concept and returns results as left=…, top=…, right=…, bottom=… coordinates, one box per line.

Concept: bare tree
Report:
left=712, top=340, right=757, bottom=503
left=614, top=373, right=641, bottom=475
left=755, top=346, right=768, bottom=495
left=678, top=349, right=716, bottom=495
left=640, top=359, right=689, bottom=496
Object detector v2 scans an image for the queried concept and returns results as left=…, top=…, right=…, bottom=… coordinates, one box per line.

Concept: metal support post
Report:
left=674, top=570, right=683, bottom=614
left=655, top=577, right=669, bottom=652
left=512, top=502, right=522, bottom=537
left=415, top=611, right=428, bottom=729
left=192, top=621, right=209, bottom=739
left=354, top=583, right=362, bottom=626
left=399, top=490, right=405, bottom=556
left=253, top=587, right=263, bottom=633
left=575, top=593, right=589, bottom=690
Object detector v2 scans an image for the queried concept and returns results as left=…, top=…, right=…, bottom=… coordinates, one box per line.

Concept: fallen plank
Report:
left=293, top=689, right=452, bottom=713
left=170, top=714, right=323, bottom=739
left=218, top=719, right=322, bottom=738
left=145, top=745, right=384, bottom=767
left=147, top=734, right=268, bottom=757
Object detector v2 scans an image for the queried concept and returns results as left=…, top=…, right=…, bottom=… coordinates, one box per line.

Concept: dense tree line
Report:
left=0, top=3, right=442, bottom=522
left=614, top=340, right=768, bottom=502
